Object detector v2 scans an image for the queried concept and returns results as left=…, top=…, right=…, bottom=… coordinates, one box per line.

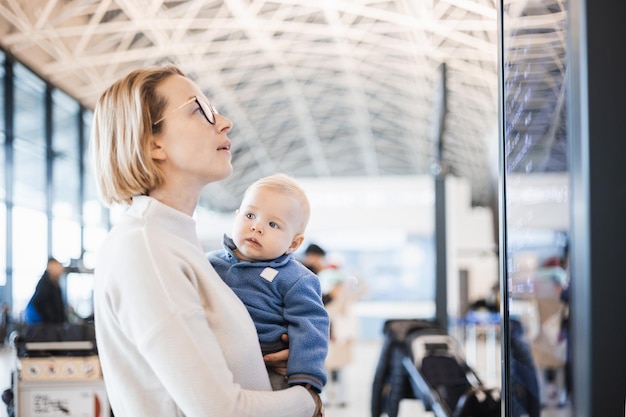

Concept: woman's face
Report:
left=152, top=75, right=233, bottom=189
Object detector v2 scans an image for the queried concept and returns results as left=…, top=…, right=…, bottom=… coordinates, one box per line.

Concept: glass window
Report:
left=12, top=64, right=48, bottom=316
left=13, top=63, right=46, bottom=211
left=0, top=52, right=5, bottom=286
left=501, top=1, right=571, bottom=415
left=4, top=59, right=107, bottom=316
left=82, top=109, right=109, bottom=269
left=0, top=52, right=5, bottom=287
left=51, top=89, right=81, bottom=262
left=52, top=89, right=80, bottom=216
left=12, top=206, right=48, bottom=316
left=0, top=50, right=6, bottom=202
left=52, top=218, right=81, bottom=264
left=66, top=272, right=94, bottom=319
left=0, top=205, right=5, bottom=286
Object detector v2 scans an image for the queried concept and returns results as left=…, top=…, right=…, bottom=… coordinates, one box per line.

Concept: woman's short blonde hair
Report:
left=244, top=173, right=311, bottom=233
left=91, top=65, right=184, bottom=205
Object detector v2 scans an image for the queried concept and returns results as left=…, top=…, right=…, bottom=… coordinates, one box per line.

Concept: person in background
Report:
left=208, top=173, right=329, bottom=394
left=90, top=65, right=322, bottom=417
left=24, top=257, right=66, bottom=324
left=302, top=244, right=341, bottom=305
left=302, top=243, right=326, bottom=275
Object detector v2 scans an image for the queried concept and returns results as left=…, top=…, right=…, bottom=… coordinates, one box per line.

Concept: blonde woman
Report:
left=91, top=65, right=323, bottom=417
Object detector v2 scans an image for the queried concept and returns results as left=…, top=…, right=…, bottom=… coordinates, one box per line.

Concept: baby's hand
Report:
left=263, top=334, right=289, bottom=375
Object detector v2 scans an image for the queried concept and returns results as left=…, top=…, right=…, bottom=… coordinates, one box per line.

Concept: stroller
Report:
left=371, top=319, right=435, bottom=417
left=402, top=326, right=501, bottom=417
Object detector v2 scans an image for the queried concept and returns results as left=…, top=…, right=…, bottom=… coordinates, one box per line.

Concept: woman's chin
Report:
left=210, top=165, right=233, bottom=182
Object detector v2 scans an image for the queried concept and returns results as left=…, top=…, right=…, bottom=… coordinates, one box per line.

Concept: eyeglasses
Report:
left=153, top=96, right=218, bottom=126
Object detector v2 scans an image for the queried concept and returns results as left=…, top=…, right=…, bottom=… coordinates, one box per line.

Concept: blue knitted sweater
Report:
left=207, top=235, right=329, bottom=392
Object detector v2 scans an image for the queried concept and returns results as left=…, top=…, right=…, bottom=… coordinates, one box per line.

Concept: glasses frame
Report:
left=153, top=96, right=217, bottom=126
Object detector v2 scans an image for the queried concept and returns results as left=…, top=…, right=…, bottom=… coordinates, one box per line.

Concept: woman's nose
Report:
left=216, top=113, right=233, bottom=133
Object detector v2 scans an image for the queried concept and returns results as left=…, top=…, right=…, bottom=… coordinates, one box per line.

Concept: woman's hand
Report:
left=263, top=335, right=323, bottom=416
left=263, top=334, right=289, bottom=375
left=304, top=384, right=324, bottom=417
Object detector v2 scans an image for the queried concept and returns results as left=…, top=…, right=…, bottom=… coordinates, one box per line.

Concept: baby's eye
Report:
left=269, top=222, right=279, bottom=229
left=245, top=213, right=255, bottom=220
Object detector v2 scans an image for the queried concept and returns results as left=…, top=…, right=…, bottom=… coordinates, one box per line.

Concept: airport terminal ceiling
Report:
left=0, top=0, right=566, bottom=213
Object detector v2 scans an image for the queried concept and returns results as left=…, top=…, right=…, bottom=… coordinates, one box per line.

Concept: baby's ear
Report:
left=286, top=234, right=305, bottom=254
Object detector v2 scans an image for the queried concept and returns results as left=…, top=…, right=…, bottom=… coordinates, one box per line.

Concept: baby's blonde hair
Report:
left=243, top=173, right=311, bottom=233
left=90, top=65, right=185, bottom=205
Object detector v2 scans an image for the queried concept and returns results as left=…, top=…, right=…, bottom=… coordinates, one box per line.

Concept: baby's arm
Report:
left=283, top=272, right=330, bottom=393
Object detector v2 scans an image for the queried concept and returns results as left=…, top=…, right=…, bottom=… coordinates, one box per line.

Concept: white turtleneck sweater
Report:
left=94, top=196, right=315, bottom=417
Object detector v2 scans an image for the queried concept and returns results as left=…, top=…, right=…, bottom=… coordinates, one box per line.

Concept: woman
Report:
left=91, top=65, right=322, bottom=417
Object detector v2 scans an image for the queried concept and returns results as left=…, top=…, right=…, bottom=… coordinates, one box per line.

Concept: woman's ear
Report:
left=151, top=138, right=167, bottom=161
left=286, top=234, right=305, bottom=254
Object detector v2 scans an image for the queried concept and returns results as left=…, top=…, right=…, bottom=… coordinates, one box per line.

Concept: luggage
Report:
left=3, top=322, right=110, bottom=417
left=370, top=319, right=437, bottom=417
left=13, top=322, right=97, bottom=357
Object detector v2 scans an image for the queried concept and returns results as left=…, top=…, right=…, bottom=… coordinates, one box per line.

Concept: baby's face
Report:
left=232, top=187, right=303, bottom=262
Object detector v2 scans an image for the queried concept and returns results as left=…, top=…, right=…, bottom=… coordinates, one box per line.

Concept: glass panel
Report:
left=13, top=63, right=46, bottom=210
left=52, top=217, right=81, bottom=264
left=52, top=89, right=80, bottom=217
left=12, top=206, right=48, bottom=316
left=0, top=204, right=5, bottom=286
left=12, top=63, right=48, bottom=317
left=65, top=271, right=94, bottom=320
left=501, top=0, right=571, bottom=416
left=0, top=52, right=5, bottom=287
left=0, top=51, right=5, bottom=202
left=82, top=109, right=109, bottom=269
left=51, top=89, right=81, bottom=262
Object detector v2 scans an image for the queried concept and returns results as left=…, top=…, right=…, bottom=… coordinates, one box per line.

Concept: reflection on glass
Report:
left=501, top=0, right=571, bottom=416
